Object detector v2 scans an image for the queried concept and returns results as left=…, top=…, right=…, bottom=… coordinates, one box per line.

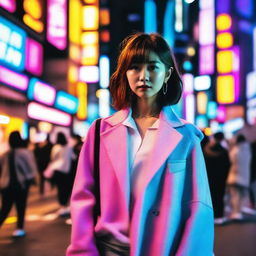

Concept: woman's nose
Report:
left=139, top=66, right=149, bottom=81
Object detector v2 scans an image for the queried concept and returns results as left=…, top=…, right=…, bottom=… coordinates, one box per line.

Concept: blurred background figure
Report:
left=227, top=134, right=252, bottom=220
left=68, top=134, right=82, bottom=197
left=44, top=132, right=73, bottom=216
left=34, top=134, right=53, bottom=196
left=203, top=132, right=230, bottom=224
left=0, top=131, right=38, bottom=237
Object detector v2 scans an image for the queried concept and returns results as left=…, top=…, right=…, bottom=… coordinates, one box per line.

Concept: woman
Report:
left=227, top=134, right=252, bottom=220
left=0, top=131, right=38, bottom=237
left=67, top=33, right=214, bottom=256
left=44, top=132, right=73, bottom=215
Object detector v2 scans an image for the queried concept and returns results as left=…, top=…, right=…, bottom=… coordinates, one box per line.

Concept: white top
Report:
left=121, top=111, right=159, bottom=242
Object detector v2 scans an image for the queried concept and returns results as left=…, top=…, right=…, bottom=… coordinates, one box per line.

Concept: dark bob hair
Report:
left=56, top=132, right=67, bottom=146
left=109, top=32, right=183, bottom=110
left=9, top=131, right=23, bottom=149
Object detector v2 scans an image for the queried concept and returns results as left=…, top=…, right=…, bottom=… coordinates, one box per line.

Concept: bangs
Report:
left=125, top=36, right=156, bottom=67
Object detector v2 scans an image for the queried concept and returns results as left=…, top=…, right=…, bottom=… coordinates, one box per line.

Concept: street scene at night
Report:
left=1, top=0, right=256, bottom=255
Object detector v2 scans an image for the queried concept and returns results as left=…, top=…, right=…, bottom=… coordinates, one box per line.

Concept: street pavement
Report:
left=1, top=187, right=256, bottom=256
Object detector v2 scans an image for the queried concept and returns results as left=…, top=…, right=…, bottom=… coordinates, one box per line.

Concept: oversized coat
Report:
left=66, top=106, right=214, bottom=256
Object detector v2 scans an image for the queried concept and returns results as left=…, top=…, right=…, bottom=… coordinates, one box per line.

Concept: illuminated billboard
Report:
left=0, top=16, right=26, bottom=71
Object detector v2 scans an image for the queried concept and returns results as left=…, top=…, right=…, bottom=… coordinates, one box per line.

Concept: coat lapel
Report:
left=142, top=119, right=183, bottom=187
left=101, top=123, right=130, bottom=209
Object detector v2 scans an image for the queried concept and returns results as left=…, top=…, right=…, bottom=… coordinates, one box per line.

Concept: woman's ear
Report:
left=165, top=67, right=173, bottom=83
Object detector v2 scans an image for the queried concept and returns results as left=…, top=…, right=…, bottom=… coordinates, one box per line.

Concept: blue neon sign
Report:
left=55, top=91, right=79, bottom=114
left=0, top=16, right=26, bottom=71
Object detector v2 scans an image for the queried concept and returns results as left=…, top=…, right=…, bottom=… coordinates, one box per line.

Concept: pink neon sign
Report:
left=0, top=0, right=16, bottom=13
left=0, top=65, right=29, bottom=91
left=47, top=0, right=67, bottom=50
left=25, top=38, right=43, bottom=76
left=28, top=78, right=56, bottom=105
left=27, top=102, right=72, bottom=126
left=199, top=45, right=214, bottom=75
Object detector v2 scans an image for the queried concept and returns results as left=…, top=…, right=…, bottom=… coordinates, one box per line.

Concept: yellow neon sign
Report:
left=217, top=50, right=233, bottom=74
left=217, top=75, right=235, bottom=104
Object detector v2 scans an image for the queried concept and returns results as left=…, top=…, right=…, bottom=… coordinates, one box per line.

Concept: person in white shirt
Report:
left=44, top=132, right=73, bottom=215
left=67, top=32, right=214, bottom=256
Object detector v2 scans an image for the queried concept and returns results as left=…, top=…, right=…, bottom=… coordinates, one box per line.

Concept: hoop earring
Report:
left=163, top=82, right=168, bottom=95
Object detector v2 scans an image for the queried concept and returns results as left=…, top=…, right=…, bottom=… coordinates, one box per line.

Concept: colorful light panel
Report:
left=199, top=9, right=215, bottom=45
left=185, top=94, right=195, bottom=124
left=182, top=73, right=194, bottom=94
left=217, top=75, right=235, bottom=104
left=144, top=0, right=157, bottom=33
left=81, top=31, right=98, bottom=45
left=217, top=105, right=226, bottom=122
left=69, top=0, right=81, bottom=44
left=79, top=66, right=99, bottom=83
left=216, top=32, right=233, bottom=49
left=99, top=55, right=109, bottom=89
left=28, top=102, right=72, bottom=126
left=77, top=82, right=88, bottom=120
left=217, top=50, right=233, bottom=74
left=194, top=75, right=211, bottom=91
left=197, top=92, right=208, bottom=114
left=28, top=78, right=56, bottom=106
left=82, top=6, right=99, bottom=30
left=23, top=0, right=44, bottom=33
left=0, top=65, right=29, bottom=91
left=199, top=0, right=214, bottom=9
left=97, top=89, right=110, bottom=117
left=81, top=44, right=98, bottom=65
left=25, top=38, right=43, bottom=75
left=207, top=101, right=217, bottom=119
left=47, top=0, right=67, bottom=50
left=0, top=16, right=26, bottom=71
left=175, top=0, right=183, bottom=32
left=216, top=14, right=232, bottom=31
left=246, top=71, right=256, bottom=99
left=196, top=115, right=208, bottom=129
left=0, top=0, right=16, bottom=12
left=199, top=45, right=214, bottom=75
left=55, top=91, right=79, bottom=114
left=100, top=8, right=110, bottom=26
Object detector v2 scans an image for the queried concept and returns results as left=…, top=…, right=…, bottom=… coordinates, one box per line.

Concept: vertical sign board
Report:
left=47, top=0, right=67, bottom=50
left=0, top=16, right=26, bottom=72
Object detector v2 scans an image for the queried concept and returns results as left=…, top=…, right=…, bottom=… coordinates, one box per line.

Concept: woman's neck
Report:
left=132, top=98, right=160, bottom=118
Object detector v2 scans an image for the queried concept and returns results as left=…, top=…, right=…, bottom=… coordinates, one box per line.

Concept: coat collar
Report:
left=104, top=106, right=185, bottom=128
left=100, top=106, right=184, bottom=210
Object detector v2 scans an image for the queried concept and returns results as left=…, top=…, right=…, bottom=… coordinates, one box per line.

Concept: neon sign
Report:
left=27, top=78, right=56, bottom=106
left=47, top=0, right=67, bottom=50
left=55, top=91, right=79, bottom=114
left=0, top=65, right=29, bottom=91
left=25, top=38, right=43, bottom=75
left=0, top=0, right=16, bottom=13
left=23, top=0, right=44, bottom=33
left=27, top=102, right=72, bottom=126
left=0, top=16, right=26, bottom=71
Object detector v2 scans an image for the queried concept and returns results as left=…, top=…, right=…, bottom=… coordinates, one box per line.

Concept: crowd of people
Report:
left=0, top=130, right=83, bottom=237
left=202, top=129, right=256, bottom=225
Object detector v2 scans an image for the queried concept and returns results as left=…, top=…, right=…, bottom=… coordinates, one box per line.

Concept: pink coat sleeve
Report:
left=66, top=120, right=100, bottom=256
left=176, top=133, right=214, bottom=256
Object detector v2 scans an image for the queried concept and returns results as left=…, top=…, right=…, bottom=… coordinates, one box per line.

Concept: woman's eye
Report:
left=148, top=65, right=158, bottom=71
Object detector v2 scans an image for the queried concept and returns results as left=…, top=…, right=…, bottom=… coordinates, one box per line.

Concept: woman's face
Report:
left=126, top=51, right=171, bottom=101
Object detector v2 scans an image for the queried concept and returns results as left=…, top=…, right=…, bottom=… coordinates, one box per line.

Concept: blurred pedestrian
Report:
left=34, top=134, right=53, bottom=196
left=67, top=32, right=214, bottom=256
left=44, top=132, right=73, bottom=216
left=203, top=132, right=230, bottom=224
left=0, top=131, right=38, bottom=237
left=227, top=134, right=252, bottom=220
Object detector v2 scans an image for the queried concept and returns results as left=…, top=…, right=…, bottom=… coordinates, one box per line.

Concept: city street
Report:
left=1, top=187, right=256, bottom=256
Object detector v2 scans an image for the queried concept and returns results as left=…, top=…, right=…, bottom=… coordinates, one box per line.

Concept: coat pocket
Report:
left=167, top=160, right=186, bottom=173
